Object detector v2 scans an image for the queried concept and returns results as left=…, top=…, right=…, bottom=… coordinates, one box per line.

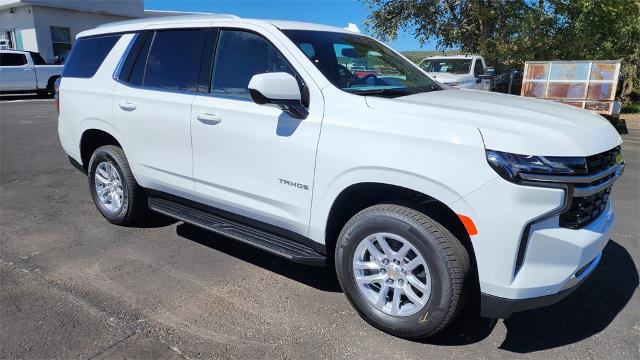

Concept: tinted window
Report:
left=30, top=52, right=47, bottom=65
left=474, top=59, right=484, bottom=77
left=62, top=35, right=121, bottom=78
left=119, top=32, right=153, bottom=86
left=144, top=29, right=207, bottom=91
left=211, top=30, right=295, bottom=99
left=0, top=53, right=27, bottom=66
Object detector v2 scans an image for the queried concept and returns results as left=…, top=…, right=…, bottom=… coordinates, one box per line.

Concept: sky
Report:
left=143, top=0, right=437, bottom=51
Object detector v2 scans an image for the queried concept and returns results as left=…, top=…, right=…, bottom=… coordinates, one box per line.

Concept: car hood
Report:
left=426, top=73, right=468, bottom=83
left=365, top=89, right=622, bottom=156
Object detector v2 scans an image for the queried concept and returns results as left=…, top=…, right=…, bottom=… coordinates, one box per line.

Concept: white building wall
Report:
left=31, top=5, right=131, bottom=62
left=0, top=5, right=35, bottom=50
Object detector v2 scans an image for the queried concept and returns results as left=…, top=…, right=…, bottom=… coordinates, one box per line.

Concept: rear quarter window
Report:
left=62, top=35, right=121, bottom=78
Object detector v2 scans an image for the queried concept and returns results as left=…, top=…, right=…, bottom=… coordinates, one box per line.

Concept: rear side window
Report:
left=62, top=35, right=121, bottom=78
left=30, top=52, right=47, bottom=65
left=145, top=29, right=207, bottom=91
left=118, top=29, right=208, bottom=92
left=0, top=53, right=27, bottom=66
left=119, top=32, right=153, bottom=86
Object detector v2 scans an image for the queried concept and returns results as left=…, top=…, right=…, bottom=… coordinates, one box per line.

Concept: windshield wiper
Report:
left=412, top=84, right=443, bottom=94
left=348, top=88, right=413, bottom=98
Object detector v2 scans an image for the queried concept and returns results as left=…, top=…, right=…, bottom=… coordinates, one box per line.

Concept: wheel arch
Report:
left=322, top=182, right=479, bottom=290
left=79, top=127, right=124, bottom=172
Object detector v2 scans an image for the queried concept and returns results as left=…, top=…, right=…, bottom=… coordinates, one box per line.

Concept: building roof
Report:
left=81, top=15, right=355, bottom=38
left=0, top=0, right=192, bottom=18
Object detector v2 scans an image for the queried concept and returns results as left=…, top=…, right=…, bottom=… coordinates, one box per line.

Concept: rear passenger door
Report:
left=112, top=27, right=212, bottom=194
left=190, top=28, right=324, bottom=236
left=0, top=53, right=35, bottom=91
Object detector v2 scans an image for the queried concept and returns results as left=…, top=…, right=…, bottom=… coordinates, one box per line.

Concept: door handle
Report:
left=23, top=68, right=32, bottom=71
left=118, top=101, right=137, bottom=111
left=197, top=113, right=222, bottom=125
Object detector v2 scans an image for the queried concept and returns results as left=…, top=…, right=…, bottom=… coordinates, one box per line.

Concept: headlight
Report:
left=486, top=150, right=586, bottom=182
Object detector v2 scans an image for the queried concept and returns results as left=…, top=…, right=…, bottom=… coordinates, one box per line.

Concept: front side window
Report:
left=0, top=53, right=27, bottom=66
left=51, top=26, right=72, bottom=60
left=211, top=30, right=295, bottom=99
left=420, top=58, right=472, bottom=75
left=283, top=30, right=440, bottom=98
left=474, top=59, right=484, bottom=77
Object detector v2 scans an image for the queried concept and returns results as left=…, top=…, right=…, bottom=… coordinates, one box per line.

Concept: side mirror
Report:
left=248, top=72, right=308, bottom=119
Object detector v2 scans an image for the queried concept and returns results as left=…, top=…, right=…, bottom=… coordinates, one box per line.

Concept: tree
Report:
left=362, top=0, right=640, bottom=101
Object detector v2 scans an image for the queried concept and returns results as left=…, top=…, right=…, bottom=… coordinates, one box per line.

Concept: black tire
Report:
left=335, top=204, right=470, bottom=339
left=88, top=145, right=148, bottom=225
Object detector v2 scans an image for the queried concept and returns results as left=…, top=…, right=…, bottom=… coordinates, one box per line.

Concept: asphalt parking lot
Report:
left=1, top=99, right=638, bottom=359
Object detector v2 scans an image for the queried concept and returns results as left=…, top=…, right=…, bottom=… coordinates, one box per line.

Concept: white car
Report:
left=419, top=55, right=488, bottom=89
left=58, top=15, right=624, bottom=339
left=0, top=50, right=62, bottom=95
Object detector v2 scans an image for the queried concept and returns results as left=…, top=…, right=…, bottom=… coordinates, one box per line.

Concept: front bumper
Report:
left=450, top=165, right=619, bottom=315
left=480, top=252, right=601, bottom=318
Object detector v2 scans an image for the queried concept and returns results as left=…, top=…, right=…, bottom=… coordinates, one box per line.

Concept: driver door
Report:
left=191, top=28, right=324, bottom=236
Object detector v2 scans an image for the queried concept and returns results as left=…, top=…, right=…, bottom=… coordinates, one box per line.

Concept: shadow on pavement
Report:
left=173, top=221, right=636, bottom=349
left=176, top=223, right=342, bottom=292
left=0, top=93, right=52, bottom=101
left=499, top=240, right=638, bottom=353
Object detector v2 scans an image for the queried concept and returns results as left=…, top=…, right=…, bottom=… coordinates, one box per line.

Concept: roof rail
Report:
left=96, top=13, right=240, bottom=28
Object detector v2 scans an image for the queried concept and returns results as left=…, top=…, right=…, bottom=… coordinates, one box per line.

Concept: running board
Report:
left=148, top=196, right=326, bottom=266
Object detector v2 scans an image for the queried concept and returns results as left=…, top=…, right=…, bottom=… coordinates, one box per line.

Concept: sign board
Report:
left=521, top=60, right=621, bottom=115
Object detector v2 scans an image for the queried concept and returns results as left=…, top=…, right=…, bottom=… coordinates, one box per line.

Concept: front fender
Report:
left=308, top=167, right=464, bottom=244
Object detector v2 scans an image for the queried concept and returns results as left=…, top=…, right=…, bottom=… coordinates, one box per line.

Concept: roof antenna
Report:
left=345, top=23, right=360, bottom=33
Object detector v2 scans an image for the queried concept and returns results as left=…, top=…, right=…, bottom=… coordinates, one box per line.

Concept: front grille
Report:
left=586, top=147, right=620, bottom=173
left=558, top=146, right=620, bottom=229
left=560, top=188, right=611, bottom=229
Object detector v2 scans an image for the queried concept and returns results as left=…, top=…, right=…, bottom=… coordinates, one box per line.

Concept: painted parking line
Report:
left=0, top=98, right=54, bottom=103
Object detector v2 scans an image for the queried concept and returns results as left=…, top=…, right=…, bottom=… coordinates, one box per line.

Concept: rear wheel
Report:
left=335, top=204, right=470, bottom=339
left=88, top=145, right=148, bottom=225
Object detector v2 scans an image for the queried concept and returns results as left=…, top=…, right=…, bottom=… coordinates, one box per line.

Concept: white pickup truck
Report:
left=0, top=50, right=62, bottom=96
left=419, top=55, right=488, bottom=90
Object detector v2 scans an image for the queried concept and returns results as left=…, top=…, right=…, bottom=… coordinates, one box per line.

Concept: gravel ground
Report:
left=1, top=100, right=638, bottom=359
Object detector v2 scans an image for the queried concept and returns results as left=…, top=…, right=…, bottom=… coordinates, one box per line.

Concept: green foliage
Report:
left=401, top=50, right=459, bottom=63
left=621, top=103, right=640, bottom=114
left=362, top=0, right=640, bottom=102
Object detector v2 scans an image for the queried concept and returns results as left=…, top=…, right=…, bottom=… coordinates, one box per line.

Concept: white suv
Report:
left=58, top=15, right=624, bottom=339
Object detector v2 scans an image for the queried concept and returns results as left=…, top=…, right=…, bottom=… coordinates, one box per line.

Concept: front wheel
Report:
left=335, top=204, right=470, bottom=339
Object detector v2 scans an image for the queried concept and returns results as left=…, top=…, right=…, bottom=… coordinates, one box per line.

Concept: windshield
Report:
left=420, top=59, right=472, bottom=75
left=282, top=30, right=440, bottom=98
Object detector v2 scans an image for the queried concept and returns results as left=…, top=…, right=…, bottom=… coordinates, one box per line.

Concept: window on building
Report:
left=51, top=26, right=72, bottom=60
left=62, top=35, right=121, bottom=78
left=211, top=30, right=295, bottom=99
left=0, top=53, right=27, bottom=66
